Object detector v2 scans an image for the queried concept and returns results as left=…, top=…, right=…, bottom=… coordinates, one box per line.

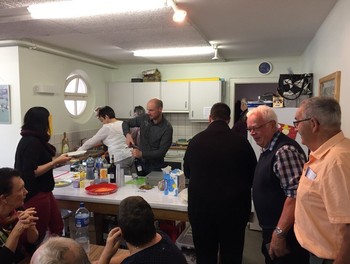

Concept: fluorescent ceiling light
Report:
left=28, top=0, right=167, bottom=19
left=133, top=47, right=214, bottom=57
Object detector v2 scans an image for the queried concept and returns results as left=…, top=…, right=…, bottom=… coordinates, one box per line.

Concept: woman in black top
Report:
left=14, top=107, right=71, bottom=242
left=0, top=167, right=38, bottom=264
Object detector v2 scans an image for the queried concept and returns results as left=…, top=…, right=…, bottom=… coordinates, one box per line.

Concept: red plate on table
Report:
left=85, top=183, right=118, bottom=195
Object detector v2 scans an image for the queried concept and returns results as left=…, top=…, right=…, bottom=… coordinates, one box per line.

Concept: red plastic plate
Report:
left=85, top=183, right=118, bottom=195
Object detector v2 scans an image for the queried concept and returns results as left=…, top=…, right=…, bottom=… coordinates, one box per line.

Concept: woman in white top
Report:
left=78, top=106, right=133, bottom=175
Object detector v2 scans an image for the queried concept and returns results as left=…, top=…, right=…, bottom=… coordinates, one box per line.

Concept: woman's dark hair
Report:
left=98, top=106, right=116, bottom=119
left=0, top=167, right=21, bottom=196
left=22, top=107, right=50, bottom=135
left=118, top=196, right=156, bottom=246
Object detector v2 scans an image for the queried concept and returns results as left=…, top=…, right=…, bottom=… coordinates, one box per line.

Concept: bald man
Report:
left=122, top=98, right=173, bottom=175
left=30, top=237, right=90, bottom=264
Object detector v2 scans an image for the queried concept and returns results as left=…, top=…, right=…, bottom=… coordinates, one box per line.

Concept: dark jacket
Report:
left=184, top=120, right=257, bottom=210
left=14, top=136, right=54, bottom=201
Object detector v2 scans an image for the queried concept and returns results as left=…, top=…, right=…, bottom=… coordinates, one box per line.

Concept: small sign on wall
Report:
left=0, top=85, right=10, bottom=124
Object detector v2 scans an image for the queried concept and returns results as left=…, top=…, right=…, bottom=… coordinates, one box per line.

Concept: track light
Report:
left=167, top=0, right=187, bottom=23
left=212, top=44, right=219, bottom=60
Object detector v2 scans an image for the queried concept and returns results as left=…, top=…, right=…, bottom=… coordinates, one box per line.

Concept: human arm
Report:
left=4, top=208, right=39, bottom=253
left=34, top=154, right=71, bottom=177
left=269, top=144, right=306, bottom=259
left=333, top=224, right=350, bottom=264
left=98, top=227, right=123, bottom=264
left=269, top=197, right=294, bottom=258
left=78, top=126, right=108, bottom=151
left=122, top=117, right=142, bottom=147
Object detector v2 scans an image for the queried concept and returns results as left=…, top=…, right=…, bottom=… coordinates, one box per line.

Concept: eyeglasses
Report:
left=247, top=120, right=273, bottom=133
left=293, top=118, right=311, bottom=127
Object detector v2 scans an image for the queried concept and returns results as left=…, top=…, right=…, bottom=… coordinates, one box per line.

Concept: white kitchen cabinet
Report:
left=108, top=82, right=134, bottom=118
left=133, top=82, right=160, bottom=109
left=108, top=82, right=160, bottom=119
left=161, top=82, right=189, bottom=113
left=189, top=81, right=222, bottom=120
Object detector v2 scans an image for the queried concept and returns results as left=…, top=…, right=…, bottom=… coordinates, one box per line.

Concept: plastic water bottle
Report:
left=75, top=202, right=90, bottom=253
left=95, top=156, right=103, bottom=177
left=86, top=155, right=95, bottom=180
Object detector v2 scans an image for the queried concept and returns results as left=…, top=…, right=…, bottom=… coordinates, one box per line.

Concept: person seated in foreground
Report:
left=0, top=167, right=39, bottom=264
left=30, top=236, right=90, bottom=264
left=100, top=196, right=187, bottom=264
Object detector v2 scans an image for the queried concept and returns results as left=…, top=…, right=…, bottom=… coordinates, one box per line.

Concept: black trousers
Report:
left=261, top=227, right=309, bottom=264
left=188, top=203, right=250, bottom=264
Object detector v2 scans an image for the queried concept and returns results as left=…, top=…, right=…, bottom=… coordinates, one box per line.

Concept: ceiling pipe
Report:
left=0, top=40, right=118, bottom=69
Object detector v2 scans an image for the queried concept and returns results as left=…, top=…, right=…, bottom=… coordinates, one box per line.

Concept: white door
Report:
left=189, top=81, right=222, bottom=120
left=133, top=82, right=161, bottom=110
left=108, top=82, right=134, bottom=118
left=161, top=82, right=189, bottom=112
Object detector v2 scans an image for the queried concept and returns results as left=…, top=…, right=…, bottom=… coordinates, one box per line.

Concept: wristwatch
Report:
left=275, top=227, right=287, bottom=238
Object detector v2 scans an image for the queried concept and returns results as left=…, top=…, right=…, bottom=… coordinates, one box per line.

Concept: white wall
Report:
left=0, top=47, right=113, bottom=167
left=0, top=47, right=22, bottom=167
left=302, top=0, right=350, bottom=135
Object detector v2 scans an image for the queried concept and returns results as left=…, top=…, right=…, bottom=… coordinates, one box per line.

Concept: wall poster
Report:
left=0, top=85, right=11, bottom=124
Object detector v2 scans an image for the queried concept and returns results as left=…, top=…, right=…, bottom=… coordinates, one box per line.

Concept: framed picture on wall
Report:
left=318, top=71, right=341, bottom=102
left=0, top=85, right=11, bottom=124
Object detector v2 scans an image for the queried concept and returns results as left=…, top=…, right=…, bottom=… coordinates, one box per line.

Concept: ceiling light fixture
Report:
left=212, top=44, right=219, bottom=60
left=133, top=46, right=214, bottom=57
left=167, top=0, right=187, bottom=23
left=28, top=0, right=167, bottom=19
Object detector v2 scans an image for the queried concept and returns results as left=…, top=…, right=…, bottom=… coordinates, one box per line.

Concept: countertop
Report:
left=169, top=145, right=187, bottom=151
left=53, top=170, right=187, bottom=212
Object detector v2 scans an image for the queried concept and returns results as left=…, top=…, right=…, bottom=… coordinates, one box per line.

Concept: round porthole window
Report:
left=64, top=74, right=88, bottom=116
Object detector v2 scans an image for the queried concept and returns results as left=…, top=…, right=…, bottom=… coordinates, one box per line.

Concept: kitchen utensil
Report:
left=85, top=183, right=117, bottom=195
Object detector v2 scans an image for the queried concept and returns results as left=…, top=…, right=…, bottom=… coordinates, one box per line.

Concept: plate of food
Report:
left=55, top=180, right=72, bottom=188
left=66, top=150, right=87, bottom=157
left=85, top=183, right=118, bottom=195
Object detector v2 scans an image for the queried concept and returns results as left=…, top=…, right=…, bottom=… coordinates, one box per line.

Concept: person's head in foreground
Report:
left=118, top=196, right=156, bottom=247
left=30, top=236, right=90, bottom=264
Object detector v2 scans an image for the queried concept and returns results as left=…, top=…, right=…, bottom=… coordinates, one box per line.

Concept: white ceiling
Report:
left=0, top=0, right=338, bottom=66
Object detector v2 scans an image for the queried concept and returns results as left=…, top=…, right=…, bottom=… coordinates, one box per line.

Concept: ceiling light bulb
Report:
left=173, top=9, right=186, bottom=22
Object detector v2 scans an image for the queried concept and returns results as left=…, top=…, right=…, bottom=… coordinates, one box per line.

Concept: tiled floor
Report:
left=243, top=227, right=265, bottom=264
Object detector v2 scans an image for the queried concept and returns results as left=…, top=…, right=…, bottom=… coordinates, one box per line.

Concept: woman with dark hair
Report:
left=78, top=106, right=133, bottom=175
left=0, top=167, right=39, bottom=264
left=14, top=107, right=71, bottom=242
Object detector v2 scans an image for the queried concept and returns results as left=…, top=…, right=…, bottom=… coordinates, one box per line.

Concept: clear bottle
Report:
left=74, top=202, right=90, bottom=253
left=86, top=155, right=95, bottom=180
left=95, top=156, right=103, bottom=178
left=61, top=132, right=69, bottom=154
left=100, top=155, right=108, bottom=181
left=108, top=155, right=116, bottom=184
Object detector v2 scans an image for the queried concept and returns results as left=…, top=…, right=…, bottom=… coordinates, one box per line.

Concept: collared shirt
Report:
left=295, top=131, right=350, bottom=259
left=122, top=114, right=173, bottom=162
left=262, top=132, right=306, bottom=197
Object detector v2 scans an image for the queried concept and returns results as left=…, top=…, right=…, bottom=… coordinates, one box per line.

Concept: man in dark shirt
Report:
left=122, top=98, right=173, bottom=175
left=184, top=102, right=257, bottom=264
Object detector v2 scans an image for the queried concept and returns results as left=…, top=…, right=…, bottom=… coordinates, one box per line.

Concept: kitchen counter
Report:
left=169, top=145, right=187, bottom=151
left=53, top=170, right=188, bottom=244
left=53, top=170, right=188, bottom=220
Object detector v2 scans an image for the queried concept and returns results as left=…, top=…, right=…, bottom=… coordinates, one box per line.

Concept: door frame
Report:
left=229, top=77, right=278, bottom=127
